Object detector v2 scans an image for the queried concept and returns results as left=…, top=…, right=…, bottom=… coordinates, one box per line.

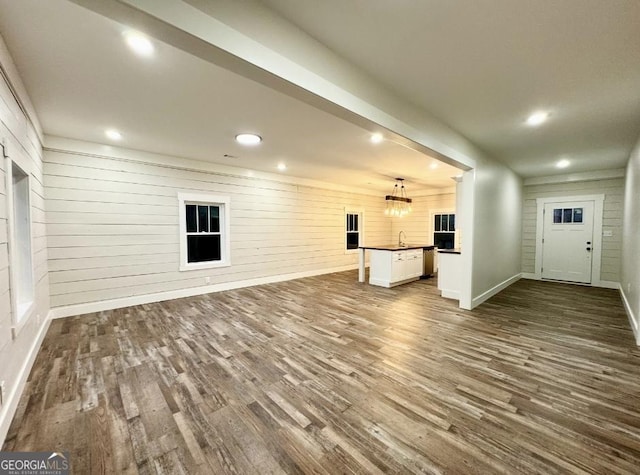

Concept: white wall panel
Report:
left=0, top=32, right=49, bottom=445
left=44, top=142, right=391, bottom=309
left=46, top=202, right=177, bottom=218
left=48, top=243, right=178, bottom=260
left=47, top=252, right=178, bottom=272
left=469, top=162, right=523, bottom=307
left=621, top=136, right=640, bottom=343
left=390, top=193, right=456, bottom=245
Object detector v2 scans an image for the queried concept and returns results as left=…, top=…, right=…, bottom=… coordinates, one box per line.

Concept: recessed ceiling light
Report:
left=123, top=31, right=154, bottom=57
left=429, top=162, right=439, bottom=170
left=370, top=133, right=384, bottom=144
left=235, top=133, right=262, bottom=146
left=556, top=159, right=570, bottom=169
left=277, top=163, right=287, bottom=171
left=105, top=129, right=122, bottom=141
left=526, top=111, right=549, bottom=126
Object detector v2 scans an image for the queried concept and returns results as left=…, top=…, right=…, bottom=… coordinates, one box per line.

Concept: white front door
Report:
left=542, top=201, right=594, bottom=283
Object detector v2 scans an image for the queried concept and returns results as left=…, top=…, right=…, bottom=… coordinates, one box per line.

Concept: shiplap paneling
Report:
left=521, top=178, right=624, bottom=282
left=0, top=33, right=50, bottom=446
left=44, top=145, right=391, bottom=309
left=390, top=193, right=456, bottom=244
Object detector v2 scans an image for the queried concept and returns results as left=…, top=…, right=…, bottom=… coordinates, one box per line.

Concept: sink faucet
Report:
left=398, top=231, right=407, bottom=247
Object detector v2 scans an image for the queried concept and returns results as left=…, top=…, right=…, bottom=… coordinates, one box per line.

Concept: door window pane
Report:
left=553, top=209, right=562, bottom=223
left=573, top=208, right=583, bottom=223
left=186, top=205, right=197, bottom=232
left=187, top=235, right=221, bottom=262
left=563, top=208, right=573, bottom=223
left=198, top=205, right=209, bottom=232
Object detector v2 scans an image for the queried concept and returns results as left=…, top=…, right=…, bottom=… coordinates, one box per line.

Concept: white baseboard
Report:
left=368, top=277, right=391, bottom=288
left=369, top=276, right=420, bottom=288
left=594, top=280, right=620, bottom=290
left=440, top=289, right=460, bottom=300
left=521, top=273, right=620, bottom=291
left=471, top=273, right=522, bottom=308
left=0, top=316, right=51, bottom=446
left=49, top=264, right=359, bottom=319
left=620, top=286, right=640, bottom=346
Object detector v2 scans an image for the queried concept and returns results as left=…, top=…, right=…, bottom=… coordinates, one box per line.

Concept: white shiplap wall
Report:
left=0, top=34, right=50, bottom=443
left=390, top=193, right=456, bottom=244
left=521, top=178, right=624, bottom=282
left=44, top=140, right=392, bottom=311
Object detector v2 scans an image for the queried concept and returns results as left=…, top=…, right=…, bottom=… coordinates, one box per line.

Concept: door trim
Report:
left=534, top=194, right=604, bottom=285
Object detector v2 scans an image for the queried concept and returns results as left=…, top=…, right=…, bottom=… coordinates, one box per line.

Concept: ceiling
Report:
left=261, top=0, right=640, bottom=177
left=1, top=1, right=639, bottom=187
left=0, top=0, right=462, bottom=193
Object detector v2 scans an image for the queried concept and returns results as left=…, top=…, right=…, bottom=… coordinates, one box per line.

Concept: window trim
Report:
left=178, top=192, right=231, bottom=271
left=430, top=209, right=456, bottom=245
left=5, top=155, right=36, bottom=335
left=433, top=212, right=456, bottom=233
left=344, top=209, right=364, bottom=254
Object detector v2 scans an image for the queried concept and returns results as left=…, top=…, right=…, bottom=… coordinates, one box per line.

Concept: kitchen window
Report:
left=178, top=193, right=230, bottom=271
left=345, top=211, right=363, bottom=251
left=433, top=212, right=455, bottom=249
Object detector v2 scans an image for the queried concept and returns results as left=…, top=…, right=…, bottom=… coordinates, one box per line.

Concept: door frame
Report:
left=534, top=194, right=604, bottom=285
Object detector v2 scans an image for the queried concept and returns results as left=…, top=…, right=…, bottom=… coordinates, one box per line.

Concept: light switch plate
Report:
left=603, top=230, right=613, bottom=237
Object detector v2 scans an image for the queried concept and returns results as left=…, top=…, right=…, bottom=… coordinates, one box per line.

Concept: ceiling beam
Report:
left=69, top=0, right=480, bottom=171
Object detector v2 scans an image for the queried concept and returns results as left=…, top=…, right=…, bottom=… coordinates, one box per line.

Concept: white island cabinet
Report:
left=358, top=245, right=432, bottom=288
left=436, top=249, right=462, bottom=300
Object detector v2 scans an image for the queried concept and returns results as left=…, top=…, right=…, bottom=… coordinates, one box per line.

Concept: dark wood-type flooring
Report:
left=4, top=272, right=640, bottom=474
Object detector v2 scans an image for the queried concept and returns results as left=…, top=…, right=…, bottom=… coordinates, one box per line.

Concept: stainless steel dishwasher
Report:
left=421, top=247, right=434, bottom=278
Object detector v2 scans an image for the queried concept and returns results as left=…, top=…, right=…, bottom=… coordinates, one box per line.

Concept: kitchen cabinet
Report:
left=437, top=249, right=462, bottom=300
left=368, top=248, right=424, bottom=288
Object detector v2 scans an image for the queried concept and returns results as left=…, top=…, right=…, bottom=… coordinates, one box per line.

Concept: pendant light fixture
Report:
left=384, top=178, right=412, bottom=217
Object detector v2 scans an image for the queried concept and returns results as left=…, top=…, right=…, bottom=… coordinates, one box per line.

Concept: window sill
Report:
left=179, top=260, right=231, bottom=272
left=11, top=301, right=35, bottom=340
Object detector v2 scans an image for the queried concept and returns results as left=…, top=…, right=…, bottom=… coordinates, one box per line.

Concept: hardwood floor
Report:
left=4, top=272, right=640, bottom=474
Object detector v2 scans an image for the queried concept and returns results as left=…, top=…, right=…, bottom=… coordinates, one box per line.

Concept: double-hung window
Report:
left=178, top=193, right=230, bottom=271
left=433, top=212, right=456, bottom=249
left=345, top=210, right=363, bottom=251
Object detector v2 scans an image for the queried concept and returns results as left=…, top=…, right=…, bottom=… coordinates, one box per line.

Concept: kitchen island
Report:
left=358, top=244, right=435, bottom=287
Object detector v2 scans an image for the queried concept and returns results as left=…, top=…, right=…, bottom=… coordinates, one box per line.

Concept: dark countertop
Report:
left=437, top=248, right=462, bottom=254
left=359, top=244, right=435, bottom=251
